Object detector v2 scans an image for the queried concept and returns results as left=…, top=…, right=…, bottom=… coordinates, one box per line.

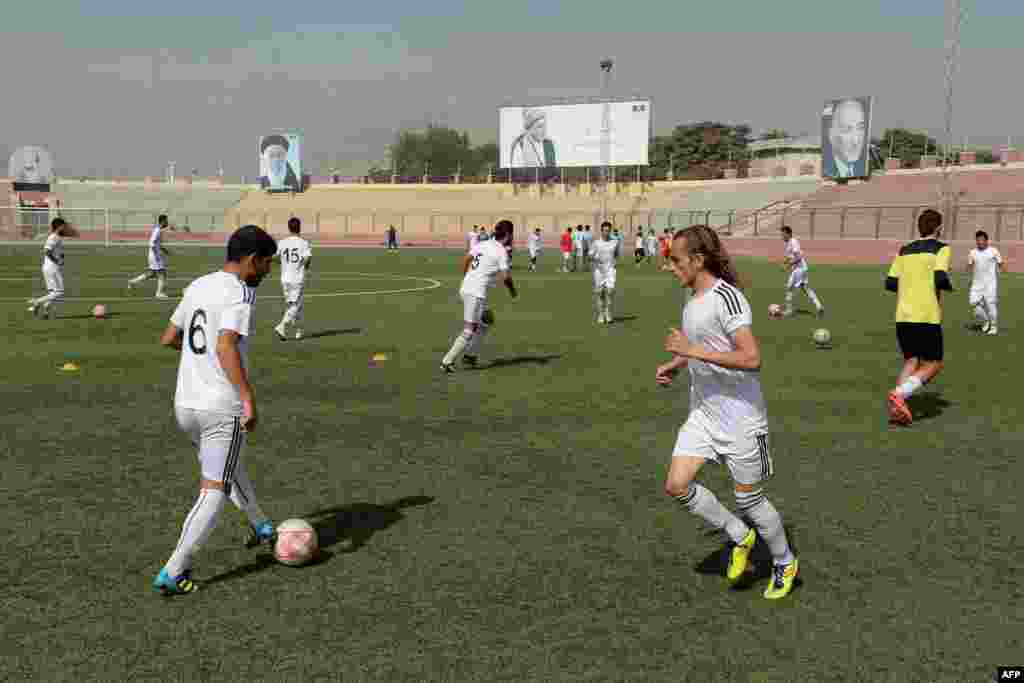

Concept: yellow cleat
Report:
left=763, top=558, right=799, bottom=600
left=726, top=529, right=757, bottom=582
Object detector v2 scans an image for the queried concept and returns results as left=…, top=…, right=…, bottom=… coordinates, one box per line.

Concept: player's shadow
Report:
left=303, top=327, right=362, bottom=340
left=694, top=524, right=803, bottom=594
left=612, top=315, right=638, bottom=323
left=907, top=393, right=951, bottom=422
left=203, top=496, right=435, bottom=586
left=305, top=495, right=435, bottom=553
left=61, top=312, right=127, bottom=320
left=473, top=354, right=562, bottom=370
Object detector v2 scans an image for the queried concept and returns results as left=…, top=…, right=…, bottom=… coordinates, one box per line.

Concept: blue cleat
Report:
left=245, top=520, right=276, bottom=549
left=153, top=567, right=196, bottom=596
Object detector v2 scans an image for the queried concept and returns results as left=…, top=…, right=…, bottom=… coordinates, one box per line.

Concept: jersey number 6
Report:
left=188, top=309, right=208, bottom=355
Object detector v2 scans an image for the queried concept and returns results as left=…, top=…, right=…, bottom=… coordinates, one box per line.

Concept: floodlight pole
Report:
left=599, top=58, right=613, bottom=222
left=942, top=0, right=965, bottom=231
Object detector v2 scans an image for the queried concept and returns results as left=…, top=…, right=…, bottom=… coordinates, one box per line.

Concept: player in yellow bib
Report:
left=884, top=209, right=952, bottom=426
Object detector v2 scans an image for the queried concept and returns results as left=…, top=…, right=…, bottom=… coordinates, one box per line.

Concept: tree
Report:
left=872, top=128, right=938, bottom=169
left=369, top=125, right=497, bottom=180
left=649, top=122, right=752, bottom=179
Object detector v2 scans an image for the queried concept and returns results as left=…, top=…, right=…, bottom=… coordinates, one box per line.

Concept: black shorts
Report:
left=635, top=248, right=645, bottom=258
left=896, top=323, right=943, bottom=361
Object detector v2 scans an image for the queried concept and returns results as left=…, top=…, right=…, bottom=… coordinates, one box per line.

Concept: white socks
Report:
left=737, top=489, right=794, bottom=566
left=465, top=323, right=489, bottom=356
left=442, top=330, right=473, bottom=365
left=897, top=376, right=923, bottom=399
left=605, top=288, right=615, bottom=320
left=155, top=274, right=167, bottom=297
left=676, top=483, right=749, bottom=545
left=165, top=488, right=226, bottom=577
left=805, top=287, right=822, bottom=311
left=229, top=463, right=267, bottom=528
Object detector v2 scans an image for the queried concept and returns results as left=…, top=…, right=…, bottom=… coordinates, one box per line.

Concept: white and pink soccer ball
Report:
left=274, top=518, right=319, bottom=566
left=768, top=304, right=782, bottom=318
left=93, top=304, right=108, bottom=319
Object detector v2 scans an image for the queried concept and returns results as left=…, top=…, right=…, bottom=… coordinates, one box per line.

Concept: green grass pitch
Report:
left=1, top=244, right=1021, bottom=682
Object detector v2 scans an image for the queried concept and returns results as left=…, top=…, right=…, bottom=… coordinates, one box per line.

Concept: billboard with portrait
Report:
left=259, top=132, right=302, bottom=191
left=9, top=146, right=54, bottom=190
left=821, top=97, right=873, bottom=179
left=499, top=100, right=651, bottom=169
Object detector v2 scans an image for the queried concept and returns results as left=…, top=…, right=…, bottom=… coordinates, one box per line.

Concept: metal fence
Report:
left=4, top=203, right=1023, bottom=246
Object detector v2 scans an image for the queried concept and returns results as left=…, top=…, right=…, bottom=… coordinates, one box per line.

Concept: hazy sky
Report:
left=2, top=1, right=1020, bottom=177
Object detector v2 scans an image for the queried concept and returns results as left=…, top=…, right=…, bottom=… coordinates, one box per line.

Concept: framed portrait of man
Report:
left=9, top=146, right=54, bottom=191
left=259, top=133, right=302, bottom=192
left=821, top=97, right=873, bottom=180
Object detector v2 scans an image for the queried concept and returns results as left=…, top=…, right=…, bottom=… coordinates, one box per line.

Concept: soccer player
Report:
left=885, top=209, right=952, bottom=426
left=274, top=217, right=313, bottom=341
left=467, top=225, right=480, bottom=251
left=591, top=222, right=620, bottom=324
left=527, top=228, right=542, bottom=271
left=27, top=217, right=71, bottom=319
left=780, top=226, right=824, bottom=318
left=440, top=219, right=518, bottom=372
left=152, top=225, right=278, bottom=596
left=645, top=228, right=658, bottom=266
left=573, top=226, right=585, bottom=271
left=129, top=214, right=175, bottom=299
left=560, top=227, right=573, bottom=272
left=583, top=225, right=593, bottom=266
left=967, top=230, right=1004, bottom=335
left=634, top=230, right=646, bottom=266
left=659, top=229, right=672, bottom=270
left=658, top=225, right=798, bottom=600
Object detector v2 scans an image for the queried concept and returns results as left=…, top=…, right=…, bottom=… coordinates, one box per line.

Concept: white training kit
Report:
left=673, top=279, right=773, bottom=485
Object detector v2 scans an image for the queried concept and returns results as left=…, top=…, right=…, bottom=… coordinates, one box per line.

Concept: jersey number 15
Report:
left=281, top=248, right=301, bottom=264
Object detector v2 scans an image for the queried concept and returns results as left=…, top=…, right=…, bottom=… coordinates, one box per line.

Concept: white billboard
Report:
left=499, top=100, right=651, bottom=169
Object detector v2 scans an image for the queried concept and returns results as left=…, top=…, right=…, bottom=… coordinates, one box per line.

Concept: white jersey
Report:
left=277, top=236, right=312, bottom=284
left=635, top=235, right=644, bottom=250
left=682, top=279, right=767, bottom=435
left=590, top=239, right=619, bottom=273
left=528, top=233, right=541, bottom=254
left=573, top=231, right=584, bottom=250
left=969, top=247, right=1002, bottom=291
left=784, top=238, right=806, bottom=270
left=42, top=233, right=64, bottom=269
left=460, top=239, right=510, bottom=299
left=171, top=271, right=256, bottom=416
left=467, top=232, right=479, bottom=250
left=148, top=225, right=165, bottom=270
left=646, top=235, right=658, bottom=254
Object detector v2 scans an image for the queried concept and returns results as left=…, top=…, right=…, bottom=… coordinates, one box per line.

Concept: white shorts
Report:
left=969, top=286, right=997, bottom=306
left=42, top=265, right=64, bottom=294
left=282, top=281, right=305, bottom=306
left=148, top=259, right=166, bottom=272
left=562, top=252, right=571, bottom=260
left=673, top=413, right=774, bottom=486
left=787, top=266, right=808, bottom=289
left=461, top=293, right=487, bottom=324
left=175, top=406, right=246, bottom=489
left=529, top=249, right=539, bottom=259
left=593, top=268, right=617, bottom=291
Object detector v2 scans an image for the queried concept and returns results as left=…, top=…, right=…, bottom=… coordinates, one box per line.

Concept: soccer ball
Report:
left=813, top=328, right=832, bottom=347
left=768, top=304, right=782, bottom=318
left=93, top=304, right=108, bottom=319
left=274, top=518, right=319, bottom=566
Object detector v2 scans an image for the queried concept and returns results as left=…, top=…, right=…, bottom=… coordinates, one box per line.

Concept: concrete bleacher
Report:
left=225, top=177, right=824, bottom=244
left=785, top=169, right=1024, bottom=241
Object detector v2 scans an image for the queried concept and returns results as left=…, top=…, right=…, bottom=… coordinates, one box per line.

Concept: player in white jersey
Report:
left=273, top=217, right=313, bottom=341
left=967, top=230, right=1004, bottom=335
left=128, top=215, right=176, bottom=299
left=27, top=218, right=73, bottom=319
left=571, top=227, right=585, bottom=271
left=590, top=222, right=620, bottom=324
left=657, top=225, right=798, bottom=600
left=527, top=228, right=542, bottom=271
left=780, top=226, right=824, bottom=318
left=467, top=226, right=480, bottom=251
left=440, top=220, right=518, bottom=372
left=645, top=229, right=658, bottom=266
left=152, top=225, right=278, bottom=596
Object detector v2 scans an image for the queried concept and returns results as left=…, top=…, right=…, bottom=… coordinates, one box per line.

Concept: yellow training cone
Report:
left=60, top=362, right=80, bottom=372
left=372, top=353, right=389, bottom=362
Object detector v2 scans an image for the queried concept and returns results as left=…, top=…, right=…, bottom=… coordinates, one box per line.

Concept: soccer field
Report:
left=2, top=244, right=1021, bottom=682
